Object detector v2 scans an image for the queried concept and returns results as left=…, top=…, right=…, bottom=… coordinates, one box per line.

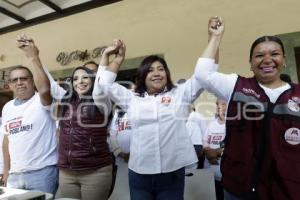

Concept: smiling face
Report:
left=9, top=68, right=35, bottom=100
left=72, top=69, right=92, bottom=97
left=250, top=41, right=285, bottom=86
left=145, top=61, right=167, bottom=95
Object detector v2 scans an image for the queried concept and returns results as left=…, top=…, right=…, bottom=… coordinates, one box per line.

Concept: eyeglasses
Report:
left=9, top=76, right=32, bottom=84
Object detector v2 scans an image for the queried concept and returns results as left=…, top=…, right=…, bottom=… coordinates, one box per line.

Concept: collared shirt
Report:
left=96, top=59, right=218, bottom=174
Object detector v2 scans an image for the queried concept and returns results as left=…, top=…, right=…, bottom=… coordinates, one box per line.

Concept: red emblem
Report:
left=161, top=96, right=171, bottom=104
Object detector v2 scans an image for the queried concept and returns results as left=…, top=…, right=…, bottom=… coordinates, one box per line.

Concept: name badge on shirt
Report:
left=284, top=128, right=300, bottom=145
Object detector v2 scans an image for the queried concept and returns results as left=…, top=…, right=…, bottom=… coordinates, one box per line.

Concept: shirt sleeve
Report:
left=43, top=66, right=67, bottom=100
left=92, top=65, right=113, bottom=114
left=95, top=66, right=134, bottom=112
left=195, top=58, right=238, bottom=101
left=180, top=58, right=220, bottom=103
left=109, top=112, right=122, bottom=157
left=186, top=112, right=207, bottom=145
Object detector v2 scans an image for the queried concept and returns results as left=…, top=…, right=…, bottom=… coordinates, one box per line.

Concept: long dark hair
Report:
left=135, top=55, right=175, bottom=95
left=249, top=36, right=285, bottom=62
left=57, top=66, right=97, bottom=118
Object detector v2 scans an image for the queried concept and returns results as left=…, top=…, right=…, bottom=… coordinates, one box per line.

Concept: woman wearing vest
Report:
left=94, top=35, right=219, bottom=199
left=197, top=16, right=300, bottom=200
left=55, top=66, right=113, bottom=200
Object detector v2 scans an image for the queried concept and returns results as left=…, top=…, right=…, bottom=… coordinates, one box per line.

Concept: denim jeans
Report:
left=7, top=165, right=58, bottom=195
left=128, top=168, right=185, bottom=200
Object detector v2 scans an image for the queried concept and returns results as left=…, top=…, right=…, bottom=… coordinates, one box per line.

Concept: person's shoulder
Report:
left=188, top=111, right=206, bottom=121
left=291, top=83, right=300, bottom=90
left=193, top=111, right=206, bottom=119
left=207, top=117, right=219, bottom=126
left=2, top=98, right=15, bottom=110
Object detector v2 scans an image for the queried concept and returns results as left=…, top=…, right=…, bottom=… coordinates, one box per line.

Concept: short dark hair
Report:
left=135, top=55, right=174, bottom=95
left=249, top=36, right=285, bottom=62
left=83, top=60, right=98, bottom=68
left=9, top=66, right=33, bottom=79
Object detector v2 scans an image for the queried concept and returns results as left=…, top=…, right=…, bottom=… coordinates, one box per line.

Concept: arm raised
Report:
left=17, top=35, right=52, bottom=106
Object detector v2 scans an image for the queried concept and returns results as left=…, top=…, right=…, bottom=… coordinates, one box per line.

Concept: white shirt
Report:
left=109, top=110, right=131, bottom=155
left=97, top=60, right=216, bottom=174
left=196, top=58, right=291, bottom=103
left=0, top=119, right=3, bottom=174
left=2, top=93, right=57, bottom=173
left=186, top=111, right=207, bottom=145
left=203, top=117, right=225, bottom=181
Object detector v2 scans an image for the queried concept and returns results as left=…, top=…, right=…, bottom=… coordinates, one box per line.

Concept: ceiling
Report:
left=0, top=0, right=121, bottom=35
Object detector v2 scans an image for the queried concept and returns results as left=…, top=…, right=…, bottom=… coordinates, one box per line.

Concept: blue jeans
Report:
left=7, top=165, right=58, bottom=195
left=128, top=168, right=185, bottom=200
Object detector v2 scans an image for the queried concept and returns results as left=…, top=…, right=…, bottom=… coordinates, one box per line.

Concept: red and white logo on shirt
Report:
left=207, top=133, right=225, bottom=146
left=118, top=119, right=131, bottom=132
left=161, top=96, right=171, bottom=105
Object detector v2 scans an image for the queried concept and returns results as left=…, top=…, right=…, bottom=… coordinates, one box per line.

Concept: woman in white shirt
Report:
left=95, top=31, right=218, bottom=199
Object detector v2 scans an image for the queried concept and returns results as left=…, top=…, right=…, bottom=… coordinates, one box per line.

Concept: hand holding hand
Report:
left=204, top=147, right=223, bottom=165
left=17, top=34, right=39, bottom=59
left=113, top=39, right=126, bottom=66
left=208, top=16, right=224, bottom=39
left=102, top=39, right=122, bottom=56
left=118, top=152, right=129, bottom=162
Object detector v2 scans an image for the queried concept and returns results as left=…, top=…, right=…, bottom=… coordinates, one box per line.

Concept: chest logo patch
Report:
left=288, top=99, right=300, bottom=112
left=284, top=128, right=300, bottom=145
left=161, top=96, right=171, bottom=105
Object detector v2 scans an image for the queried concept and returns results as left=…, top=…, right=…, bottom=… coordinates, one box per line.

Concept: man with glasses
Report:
left=1, top=35, right=58, bottom=195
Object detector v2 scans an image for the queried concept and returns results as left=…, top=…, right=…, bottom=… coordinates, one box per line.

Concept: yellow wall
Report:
left=1, top=0, right=300, bottom=114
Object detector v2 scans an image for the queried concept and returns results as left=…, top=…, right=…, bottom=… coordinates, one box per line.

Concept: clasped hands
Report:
left=203, top=147, right=224, bottom=165
left=16, top=34, right=39, bottom=59
left=208, top=16, right=224, bottom=38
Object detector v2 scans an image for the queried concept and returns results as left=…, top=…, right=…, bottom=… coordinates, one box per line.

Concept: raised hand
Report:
left=16, top=34, right=39, bottom=59
left=208, top=16, right=224, bottom=38
left=102, top=39, right=122, bottom=56
left=113, top=39, right=126, bottom=66
left=100, top=39, right=126, bottom=73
